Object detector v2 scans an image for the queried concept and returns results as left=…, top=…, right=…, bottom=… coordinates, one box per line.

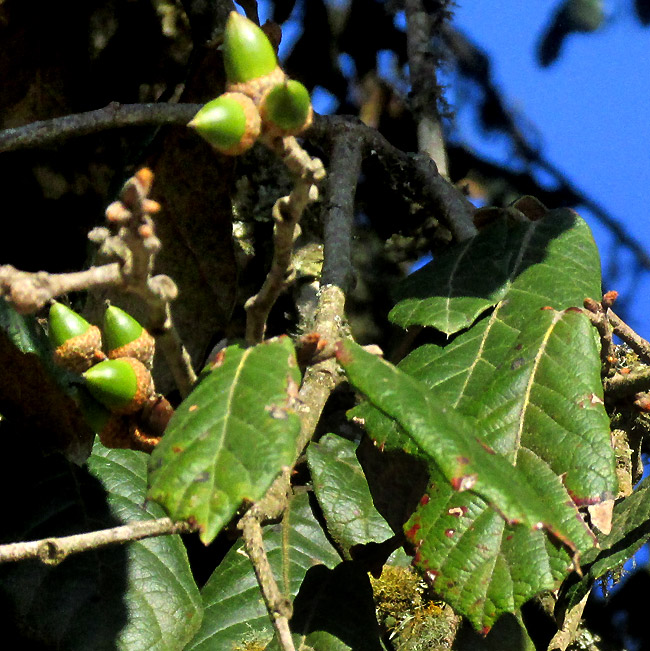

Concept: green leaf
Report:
left=397, top=209, right=602, bottom=415
left=406, top=457, right=589, bottom=632
left=186, top=491, right=340, bottom=650
left=564, top=475, right=650, bottom=608
left=0, top=432, right=202, bottom=650
left=337, top=339, right=594, bottom=555
left=389, top=217, right=511, bottom=335
left=87, top=443, right=203, bottom=650
left=148, top=337, right=302, bottom=544
left=475, top=308, right=616, bottom=502
left=403, top=309, right=615, bottom=630
left=307, top=434, right=394, bottom=557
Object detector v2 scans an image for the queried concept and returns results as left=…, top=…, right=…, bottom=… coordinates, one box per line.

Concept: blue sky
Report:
left=451, top=2, right=650, bottom=337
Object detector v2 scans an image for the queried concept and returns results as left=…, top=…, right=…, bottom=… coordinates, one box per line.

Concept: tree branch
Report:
left=321, top=135, right=363, bottom=291
left=0, top=103, right=201, bottom=153
left=404, top=0, right=450, bottom=177
left=0, top=517, right=197, bottom=565
left=308, top=115, right=477, bottom=243
left=244, top=137, right=325, bottom=344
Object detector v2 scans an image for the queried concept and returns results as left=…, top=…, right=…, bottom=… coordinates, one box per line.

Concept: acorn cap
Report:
left=49, top=302, right=103, bottom=373
left=188, top=92, right=261, bottom=155
left=83, top=357, right=154, bottom=415
left=104, top=305, right=155, bottom=368
left=223, top=11, right=278, bottom=84
left=260, top=79, right=313, bottom=136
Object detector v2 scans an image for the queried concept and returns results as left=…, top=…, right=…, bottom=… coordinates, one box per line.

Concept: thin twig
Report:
left=239, top=469, right=295, bottom=651
left=244, top=137, right=325, bottom=344
left=604, top=366, right=650, bottom=399
left=0, top=517, right=197, bottom=565
left=404, top=0, right=450, bottom=177
left=608, top=309, right=650, bottom=364
left=0, top=170, right=197, bottom=396
left=0, top=103, right=201, bottom=153
left=308, top=115, right=477, bottom=243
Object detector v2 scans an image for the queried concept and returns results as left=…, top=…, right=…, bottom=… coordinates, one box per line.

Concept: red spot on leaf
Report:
left=451, top=473, right=477, bottom=491
left=211, top=349, right=227, bottom=369
left=405, top=522, right=421, bottom=541
left=172, top=446, right=183, bottom=453
left=480, top=626, right=491, bottom=636
left=476, top=438, right=496, bottom=454
left=506, top=534, right=513, bottom=541
left=419, top=494, right=430, bottom=506
left=444, top=529, right=455, bottom=538
left=541, top=306, right=554, bottom=311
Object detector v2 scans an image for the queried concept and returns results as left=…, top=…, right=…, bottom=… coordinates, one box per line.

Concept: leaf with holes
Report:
left=336, top=340, right=594, bottom=554
left=389, top=217, right=511, bottom=335
left=186, top=491, right=340, bottom=650
left=148, top=337, right=301, bottom=544
left=352, top=307, right=616, bottom=630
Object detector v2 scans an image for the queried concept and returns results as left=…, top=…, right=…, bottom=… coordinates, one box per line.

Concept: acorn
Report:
left=223, top=11, right=278, bottom=84
left=104, top=305, right=155, bottom=368
left=260, top=80, right=313, bottom=136
left=48, top=302, right=103, bottom=373
left=188, top=92, right=261, bottom=155
left=83, top=357, right=154, bottom=415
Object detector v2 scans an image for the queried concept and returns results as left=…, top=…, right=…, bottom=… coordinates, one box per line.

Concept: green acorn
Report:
left=104, top=305, right=155, bottom=368
left=224, top=11, right=278, bottom=84
left=188, top=92, right=261, bottom=155
left=260, top=80, right=313, bottom=136
left=83, top=357, right=154, bottom=415
left=49, top=302, right=103, bottom=373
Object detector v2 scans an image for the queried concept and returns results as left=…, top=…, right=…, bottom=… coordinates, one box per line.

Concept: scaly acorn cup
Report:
left=260, top=79, right=313, bottom=137
left=223, top=11, right=286, bottom=104
left=188, top=92, right=261, bottom=155
left=83, top=357, right=154, bottom=415
left=49, top=302, right=103, bottom=373
left=104, top=305, right=155, bottom=369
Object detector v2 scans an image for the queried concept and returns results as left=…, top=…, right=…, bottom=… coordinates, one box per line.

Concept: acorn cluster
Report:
left=49, top=302, right=170, bottom=453
left=188, top=11, right=313, bottom=155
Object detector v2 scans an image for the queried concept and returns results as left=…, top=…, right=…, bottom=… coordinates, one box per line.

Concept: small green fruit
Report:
left=188, top=92, right=261, bottom=155
left=223, top=11, right=278, bottom=83
left=104, top=305, right=155, bottom=368
left=83, top=357, right=154, bottom=415
left=261, top=80, right=313, bottom=136
left=49, top=302, right=102, bottom=373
